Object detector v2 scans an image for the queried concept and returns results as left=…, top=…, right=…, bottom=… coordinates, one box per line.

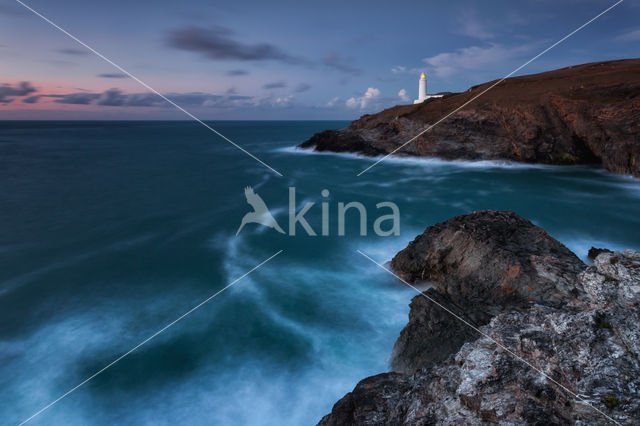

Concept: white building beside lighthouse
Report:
left=413, top=73, right=443, bottom=104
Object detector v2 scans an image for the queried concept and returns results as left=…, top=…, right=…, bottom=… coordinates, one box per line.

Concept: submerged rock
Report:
left=299, top=59, right=640, bottom=177
left=319, top=212, right=640, bottom=425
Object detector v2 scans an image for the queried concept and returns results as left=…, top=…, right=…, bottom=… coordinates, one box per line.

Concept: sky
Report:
left=0, top=0, right=638, bottom=120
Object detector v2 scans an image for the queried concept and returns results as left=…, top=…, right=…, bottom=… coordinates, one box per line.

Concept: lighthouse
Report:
left=413, top=73, right=442, bottom=104
left=418, top=73, right=427, bottom=101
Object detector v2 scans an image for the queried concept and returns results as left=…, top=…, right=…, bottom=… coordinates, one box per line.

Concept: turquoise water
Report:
left=1, top=121, right=640, bottom=425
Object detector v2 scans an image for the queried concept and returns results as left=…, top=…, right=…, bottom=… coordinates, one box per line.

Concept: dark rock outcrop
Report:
left=391, top=210, right=584, bottom=307
left=319, top=212, right=640, bottom=425
left=390, top=210, right=584, bottom=373
left=300, top=59, right=640, bottom=177
left=318, top=373, right=411, bottom=425
left=588, top=246, right=613, bottom=260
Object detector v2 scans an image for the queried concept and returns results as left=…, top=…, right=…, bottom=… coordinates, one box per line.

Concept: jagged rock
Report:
left=389, top=289, right=478, bottom=374
left=299, top=59, right=640, bottom=177
left=390, top=210, right=584, bottom=307
left=390, top=210, right=584, bottom=373
left=318, top=213, right=640, bottom=425
left=318, top=373, right=411, bottom=426
left=581, top=249, right=640, bottom=308
left=588, top=247, right=613, bottom=260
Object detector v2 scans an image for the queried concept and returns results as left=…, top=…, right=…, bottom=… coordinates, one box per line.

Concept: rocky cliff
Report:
left=319, top=211, right=640, bottom=425
left=300, top=59, right=640, bottom=177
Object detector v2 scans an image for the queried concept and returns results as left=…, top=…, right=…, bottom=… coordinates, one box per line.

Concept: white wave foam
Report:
left=277, top=145, right=584, bottom=171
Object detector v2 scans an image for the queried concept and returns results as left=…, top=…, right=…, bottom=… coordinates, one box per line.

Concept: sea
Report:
left=1, top=120, right=640, bottom=425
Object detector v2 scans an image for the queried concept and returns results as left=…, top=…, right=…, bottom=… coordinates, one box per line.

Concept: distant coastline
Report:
left=299, top=59, right=640, bottom=177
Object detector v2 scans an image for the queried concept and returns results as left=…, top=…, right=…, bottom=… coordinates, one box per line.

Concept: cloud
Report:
left=247, top=93, right=297, bottom=109
left=0, top=81, right=37, bottom=103
left=29, top=87, right=254, bottom=109
left=167, top=26, right=305, bottom=64
left=52, top=93, right=101, bottom=105
left=346, top=87, right=381, bottom=109
left=117, top=93, right=160, bottom=107
left=326, top=97, right=340, bottom=107
left=323, top=52, right=361, bottom=75
left=391, top=66, right=406, bottom=74
left=227, top=69, right=249, bottom=76
left=58, top=48, right=89, bottom=56
left=22, top=95, right=42, bottom=104
left=422, top=43, right=536, bottom=77
left=398, top=89, right=409, bottom=102
left=273, top=95, right=294, bottom=107
left=169, top=92, right=243, bottom=107
left=615, top=28, right=640, bottom=42
left=96, top=89, right=127, bottom=106
left=263, top=81, right=287, bottom=89
left=294, top=83, right=311, bottom=93
left=5, top=78, right=281, bottom=111
left=98, top=73, right=129, bottom=79
left=46, top=90, right=143, bottom=106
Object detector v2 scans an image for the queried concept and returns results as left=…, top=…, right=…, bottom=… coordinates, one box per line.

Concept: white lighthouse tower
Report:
left=413, top=73, right=442, bottom=104
left=414, top=73, right=427, bottom=104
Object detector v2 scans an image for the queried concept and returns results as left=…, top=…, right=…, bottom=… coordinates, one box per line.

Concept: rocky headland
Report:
left=319, top=211, right=640, bottom=425
left=299, top=59, right=640, bottom=177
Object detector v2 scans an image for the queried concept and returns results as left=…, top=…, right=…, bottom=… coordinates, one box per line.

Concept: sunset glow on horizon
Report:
left=2, top=0, right=639, bottom=119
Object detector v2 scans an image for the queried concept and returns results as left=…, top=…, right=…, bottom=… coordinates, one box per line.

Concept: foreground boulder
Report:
left=300, top=59, right=640, bottom=177
left=319, top=212, right=640, bottom=425
left=390, top=210, right=584, bottom=373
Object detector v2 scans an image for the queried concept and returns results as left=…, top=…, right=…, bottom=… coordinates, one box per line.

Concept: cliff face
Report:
left=319, top=211, right=640, bottom=425
left=300, top=59, right=640, bottom=177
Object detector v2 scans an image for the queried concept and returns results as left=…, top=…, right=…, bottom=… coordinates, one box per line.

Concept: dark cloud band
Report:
left=98, top=73, right=130, bottom=79
left=167, top=26, right=307, bottom=65
left=263, top=81, right=287, bottom=89
left=0, top=81, right=36, bottom=103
